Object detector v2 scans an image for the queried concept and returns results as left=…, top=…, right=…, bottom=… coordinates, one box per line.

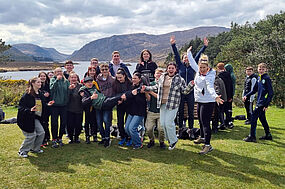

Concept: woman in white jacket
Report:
left=187, top=47, right=223, bottom=154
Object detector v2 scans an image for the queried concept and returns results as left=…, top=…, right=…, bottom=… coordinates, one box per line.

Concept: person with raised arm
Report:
left=170, top=36, right=208, bottom=139
left=187, top=47, right=223, bottom=154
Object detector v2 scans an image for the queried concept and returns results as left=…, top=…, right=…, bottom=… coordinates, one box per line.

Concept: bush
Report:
left=0, top=79, right=27, bottom=106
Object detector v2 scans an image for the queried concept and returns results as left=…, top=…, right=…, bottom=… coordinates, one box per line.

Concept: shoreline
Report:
left=0, top=61, right=65, bottom=73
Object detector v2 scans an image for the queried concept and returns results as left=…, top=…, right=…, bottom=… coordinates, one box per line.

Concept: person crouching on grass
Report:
left=243, top=63, right=274, bottom=142
left=17, top=77, right=54, bottom=158
left=79, top=76, right=126, bottom=144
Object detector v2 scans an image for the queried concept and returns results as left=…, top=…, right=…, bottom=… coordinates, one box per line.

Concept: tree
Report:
left=0, top=39, right=11, bottom=63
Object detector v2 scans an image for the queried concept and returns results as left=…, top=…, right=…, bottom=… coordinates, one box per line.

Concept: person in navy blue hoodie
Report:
left=170, top=36, right=208, bottom=138
left=109, top=51, right=132, bottom=79
left=243, top=63, right=274, bottom=142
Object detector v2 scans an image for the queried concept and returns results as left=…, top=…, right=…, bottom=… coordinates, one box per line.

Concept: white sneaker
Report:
left=30, top=149, right=44, bottom=153
left=168, top=140, right=178, bottom=150
left=18, top=151, right=28, bottom=158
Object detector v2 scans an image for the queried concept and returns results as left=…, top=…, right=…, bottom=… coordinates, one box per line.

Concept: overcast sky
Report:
left=0, top=0, right=284, bottom=54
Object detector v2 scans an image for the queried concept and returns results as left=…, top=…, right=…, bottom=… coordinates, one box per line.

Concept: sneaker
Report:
left=147, top=140, right=155, bottom=148
left=159, top=142, right=166, bottom=149
left=18, top=151, right=28, bottom=158
left=199, top=145, right=213, bottom=154
left=126, top=139, right=132, bottom=147
left=168, top=140, right=178, bottom=150
left=259, top=133, right=272, bottom=140
left=51, top=140, right=59, bottom=148
left=104, top=139, right=111, bottom=148
left=243, top=135, right=257, bottom=142
left=68, top=139, right=74, bottom=144
left=227, top=122, right=234, bottom=129
left=118, top=138, right=126, bottom=146
left=57, top=139, right=64, bottom=147
left=86, top=136, right=91, bottom=144
left=194, top=137, right=205, bottom=144
left=30, top=149, right=44, bottom=153
left=218, top=124, right=226, bottom=130
left=245, top=120, right=251, bottom=125
left=133, top=144, right=143, bottom=150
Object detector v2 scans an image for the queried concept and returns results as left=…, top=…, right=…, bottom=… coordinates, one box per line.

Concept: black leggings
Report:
left=197, top=102, right=215, bottom=145
left=67, top=111, right=83, bottom=140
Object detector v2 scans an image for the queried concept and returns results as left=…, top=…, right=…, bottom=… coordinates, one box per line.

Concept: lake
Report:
left=0, top=61, right=138, bottom=80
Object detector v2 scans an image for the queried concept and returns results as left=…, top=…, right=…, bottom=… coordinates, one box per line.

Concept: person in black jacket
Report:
left=17, top=77, right=54, bottom=158
left=124, top=72, right=147, bottom=149
left=135, top=49, right=158, bottom=84
left=216, top=62, right=234, bottom=129
left=38, top=71, right=51, bottom=146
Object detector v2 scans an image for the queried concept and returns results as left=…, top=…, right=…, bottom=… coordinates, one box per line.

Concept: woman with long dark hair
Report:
left=113, top=68, right=132, bottom=145
left=17, top=77, right=54, bottom=157
left=38, top=72, right=50, bottom=146
left=124, top=72, right=147, bottom=149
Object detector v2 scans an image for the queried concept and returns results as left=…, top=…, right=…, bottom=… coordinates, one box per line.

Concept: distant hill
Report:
left=12, top=43, right=69, bottom=61
left=69, top=26, right=230, bottom=63
left=1, top=47, right=35, bottom=62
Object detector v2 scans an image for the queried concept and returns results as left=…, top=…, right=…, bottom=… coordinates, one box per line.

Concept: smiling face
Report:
left=112, top=53, right=120, bottom=65
left=167, top=64, right=176, bottom=76
left=199, top=63, right=208, bottom=75
left=65, top=63, right=74, bottom=72
left=54, top=68, right=63, bottom=76
left=84, top=81, right=93, bottom=88
left=246, top=69, right=253, bottom=76
left=132, top=74, right=140, bottom=85
left=91, top=60, right=99, bottom=67
left=88, top=68, right=96, bottom=77
left=182, top=54, right=189, bottom=63
left=32, top=78, right=42, bottom=90
left=48, top=72, right=54, bottom=79
left=116, top=73, right=125, bottom=83
left=142, top=51, right=150, bottom=62
left=69, top=74, right=78, bottom=84
left=39, top=73, right=46, bottom=82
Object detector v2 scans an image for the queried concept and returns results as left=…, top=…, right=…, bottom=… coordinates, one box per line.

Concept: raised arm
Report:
left=187, top=47, right=199, bottom=72
left=170, top=36, right=183, bottom=68
left=194, top=37, right=208, bottom=63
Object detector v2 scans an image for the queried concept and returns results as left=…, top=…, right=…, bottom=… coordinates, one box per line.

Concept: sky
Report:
left=0, top=0, right=284, bottom=54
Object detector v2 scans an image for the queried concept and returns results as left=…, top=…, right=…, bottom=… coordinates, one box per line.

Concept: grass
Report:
left=0, top=106, right=284, bottom=188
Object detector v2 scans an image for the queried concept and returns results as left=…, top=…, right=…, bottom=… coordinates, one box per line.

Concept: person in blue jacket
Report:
left=243, top=63, right=274, bottom=142
left=109, top=51, right=132, bottom=79
left=170, top=36, right=208, bottom=138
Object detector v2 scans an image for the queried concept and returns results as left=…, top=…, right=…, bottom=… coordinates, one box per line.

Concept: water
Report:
left=0, top=61, right=138, bottom=80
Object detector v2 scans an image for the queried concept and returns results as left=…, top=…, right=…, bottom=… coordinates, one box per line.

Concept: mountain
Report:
left=12, top=43, right=69, bottom=61
left=69, top=26, right=230, bottom=62
left=1, top=46, right=35, bottom=62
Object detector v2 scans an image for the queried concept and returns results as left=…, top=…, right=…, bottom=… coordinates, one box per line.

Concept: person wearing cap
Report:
left=79, top=76, right=126, bottom=144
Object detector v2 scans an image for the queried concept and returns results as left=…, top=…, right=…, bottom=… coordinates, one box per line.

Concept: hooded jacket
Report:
left=50, top=76, right=70, bottom=106
left=109, top=61, right=132, bottom=79
left=79, top=85, right=106, bottom=110
left=225, top=64, right=236, bottom=96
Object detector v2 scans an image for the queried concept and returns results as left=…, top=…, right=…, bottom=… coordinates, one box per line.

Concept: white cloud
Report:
left=0, top=0, right=284, bottom=54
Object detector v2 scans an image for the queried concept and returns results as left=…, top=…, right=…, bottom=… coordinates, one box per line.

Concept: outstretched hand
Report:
left=216, top=95, right=224, bottom=105
left=132, top=89, right=138, bottom=95
left=187, top=46, right=192, bottom=54
left=121, top=94, right=126, bottom=101
left=170, top=36, right=176, bottom=45
left=204, top=37, right=209, bottom=46
left=48, top=100, right=55, bottom=106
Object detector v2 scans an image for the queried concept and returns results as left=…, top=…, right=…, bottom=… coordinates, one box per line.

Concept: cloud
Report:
left=0, top=0, right=284, bottom=54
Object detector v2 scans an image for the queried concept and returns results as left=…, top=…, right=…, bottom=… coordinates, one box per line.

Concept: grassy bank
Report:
left=0, top=106, right=284, bottom=188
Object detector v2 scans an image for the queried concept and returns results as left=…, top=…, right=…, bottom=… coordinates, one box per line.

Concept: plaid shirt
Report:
left=146, top=73, right=194, bottom=110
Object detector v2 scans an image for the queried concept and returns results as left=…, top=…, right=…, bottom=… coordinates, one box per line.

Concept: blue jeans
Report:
left=96, top=109, right=112, bottom=140
left=160, top=104, right=178, bottom=145
left=125, top=115, right=144, bottom=147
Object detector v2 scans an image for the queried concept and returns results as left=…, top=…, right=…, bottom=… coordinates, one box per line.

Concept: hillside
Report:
left=1, top=47, right=35, bottom=62
left=12, top=43, right=69, bottom=61
left=70, top=26, right=230, bottom=62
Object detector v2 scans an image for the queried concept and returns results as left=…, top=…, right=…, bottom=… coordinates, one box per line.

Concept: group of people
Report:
left=17, top=36, right=274, bottom=158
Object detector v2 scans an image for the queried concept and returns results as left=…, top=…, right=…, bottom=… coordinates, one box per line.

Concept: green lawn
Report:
left=0, top=106, right=284, bottom=188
